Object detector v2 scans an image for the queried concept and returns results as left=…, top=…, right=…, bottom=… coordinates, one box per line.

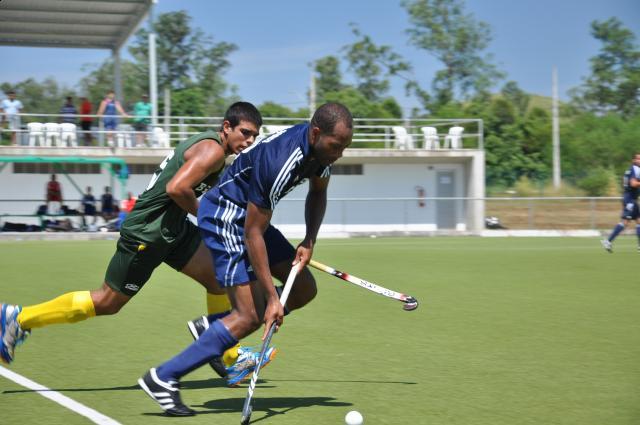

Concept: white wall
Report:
left=0, top=158, right=477, bottom=232
left=0, top=165, right=152, bottom=216
left=271, top=163, right=466, bottom=229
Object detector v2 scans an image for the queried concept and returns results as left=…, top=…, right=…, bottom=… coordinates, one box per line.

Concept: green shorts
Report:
left=104, top=221, right=202, bottom=296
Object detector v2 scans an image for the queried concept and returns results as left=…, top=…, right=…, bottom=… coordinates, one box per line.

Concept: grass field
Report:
left=1, top=237, right=639, bottom=425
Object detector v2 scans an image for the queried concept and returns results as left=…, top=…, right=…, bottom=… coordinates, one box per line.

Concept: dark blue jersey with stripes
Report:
left=204, top=123, right=331, bottom=211
left=623, top=164, right=640, bottom=201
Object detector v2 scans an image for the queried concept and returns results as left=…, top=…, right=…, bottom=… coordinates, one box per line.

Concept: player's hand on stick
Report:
left=262, top=296, right=284, bottom=340
left=294, top=238, right=314, bottom=268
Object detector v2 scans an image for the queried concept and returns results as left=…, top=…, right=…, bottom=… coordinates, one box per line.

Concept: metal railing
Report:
left=0, top=196, right=623, bottom=232
left=1, top=112, right=484, bottom=150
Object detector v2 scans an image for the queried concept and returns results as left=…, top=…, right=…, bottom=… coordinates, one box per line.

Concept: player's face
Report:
left=224, top=120, right=260, bottom=154
left=311, top=121, right=353, bottom=166
left=634, top=155, right=640, bottom=166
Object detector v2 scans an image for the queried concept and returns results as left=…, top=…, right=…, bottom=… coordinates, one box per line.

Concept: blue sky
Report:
left=1, top=0, right=639, bottom=112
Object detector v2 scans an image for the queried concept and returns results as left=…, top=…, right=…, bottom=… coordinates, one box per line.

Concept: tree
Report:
left=571, top=17, right=640, bottom=116
left=342, top=24, right=412, bottom=102
left=401, top=0, right=503, bottom=110
left=79, top=60, right=145, bottom=109
left=258, top=101, right=309, bottom=118
left=314, top=56, right=345, bottom=102
left=501, top=81, right=530, bottom=117
left=76, top=10, right=238, bottom=122
left=1, top=78, right=76, bottom=117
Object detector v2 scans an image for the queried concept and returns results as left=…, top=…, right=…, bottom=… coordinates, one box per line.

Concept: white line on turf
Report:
left=0, top=365, right=122, bottom=425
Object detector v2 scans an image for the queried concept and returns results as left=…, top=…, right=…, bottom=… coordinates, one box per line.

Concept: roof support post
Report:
left=113, top=48, right=123, bottom=105
left=149, top=0, right=159, bottom=127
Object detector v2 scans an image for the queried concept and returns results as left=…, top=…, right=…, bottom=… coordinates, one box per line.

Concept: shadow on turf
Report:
left=269, top=378, right=417, bottom=385
left=2, top=378, right=232, bottom=394
left=142, top=396, right=351, bottom=422
left=3, top=376, right=414, bottom=395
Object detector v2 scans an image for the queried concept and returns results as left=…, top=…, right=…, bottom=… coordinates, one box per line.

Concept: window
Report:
left=331, top=164, right=363, bottom=175
left=13, top=163, right=101, bottom=174
left=113, top=164, right=158, bottom=175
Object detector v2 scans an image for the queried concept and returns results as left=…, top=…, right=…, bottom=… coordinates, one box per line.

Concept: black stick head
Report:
left=240, top=406, right=252, bottom=424
left=240, top=413, right=251, bottom=425
left=403, top=297, right=419, bottom=311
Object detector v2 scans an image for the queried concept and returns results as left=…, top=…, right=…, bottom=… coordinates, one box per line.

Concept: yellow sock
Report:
left=18, top=291, right=96, bottom=330
left=206, top=293, right=239, bottom=366
left=206, top=293, right=232, bottom=315
left=223, top=344, right=240, bottom=367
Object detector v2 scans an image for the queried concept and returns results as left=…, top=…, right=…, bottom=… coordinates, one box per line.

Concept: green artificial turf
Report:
left=1, top=237, right=639, bottom=424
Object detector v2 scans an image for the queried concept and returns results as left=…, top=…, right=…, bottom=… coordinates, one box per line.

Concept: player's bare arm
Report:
left=244, top=201, right=284, bottom=338
left=166, top=140, right=225, bottom=216
left=631, top=177, right=640, bottom=188
left=295, top=174, right=329, bottom=266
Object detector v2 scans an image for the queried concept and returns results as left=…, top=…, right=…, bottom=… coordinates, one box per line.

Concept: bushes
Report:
left=577, top=168, right=618, bottom=196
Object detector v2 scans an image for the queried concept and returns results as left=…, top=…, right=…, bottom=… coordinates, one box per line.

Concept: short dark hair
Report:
left=311, top=102, right=353, bottom=135
left=222, top=102, right=262, bottom=130
left=8, top=90, right=15, bottom=95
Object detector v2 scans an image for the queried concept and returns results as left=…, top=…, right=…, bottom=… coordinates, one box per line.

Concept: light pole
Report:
left=552, top=66, right=561, bottom=188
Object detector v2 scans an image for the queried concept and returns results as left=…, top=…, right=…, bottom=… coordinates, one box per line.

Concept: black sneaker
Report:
left=138, top=368, right=196, bottom=417
left=187, top=316, right=228, bottom=378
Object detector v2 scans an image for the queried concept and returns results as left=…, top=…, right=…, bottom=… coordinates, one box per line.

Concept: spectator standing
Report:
left=81, top=186, right=97, bottom=229
left=59, top=96, right=77, bottom=124
left=96, top=90, right=128, bottom=146
left=46, top=174, right=64, bottom=214
left=80, top=97, right=94, bottom=145
left=1, top=90, right=24, bottom=145
left=116, top=192, right=137, bottom=230
left=133, top=94, right=152, bottom=146
left=100, top=186, right=117, bottom=222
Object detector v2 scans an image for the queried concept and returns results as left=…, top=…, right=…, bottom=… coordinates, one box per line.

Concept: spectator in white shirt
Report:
left=1, top=90, right=24, bottom=145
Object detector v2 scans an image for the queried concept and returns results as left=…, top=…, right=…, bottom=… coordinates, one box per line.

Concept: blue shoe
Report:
left=1, top=304, right=29, bottom=364
left=226, top=346, right=278, bottom=387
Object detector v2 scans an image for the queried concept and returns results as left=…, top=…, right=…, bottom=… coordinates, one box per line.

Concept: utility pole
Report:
left=552, top=66, right=561, bottom=188
left=309, top=64, right=316, bottom=118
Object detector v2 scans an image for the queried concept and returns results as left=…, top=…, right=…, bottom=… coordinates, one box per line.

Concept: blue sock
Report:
left=206, top=311, right=230, bottom=324
left=609, top=223, right=625, bottom=242
left=156, top=320, right=238, bottom=382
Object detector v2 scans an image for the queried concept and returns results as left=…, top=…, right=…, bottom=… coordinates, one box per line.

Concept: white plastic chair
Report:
left=152, top=127, right=170, bottom=148
left=391, top=126, right=415, bottom=150
left=27, top=122, right=45, bottom=146
left=116, top=124, right=134, bottom=148
left=443, top=126, right=464, bottom=149
left=44, top=123, right=61, bottom=147
left=420, top=126, right=440, bottom=149
left=262, top=125, right=291, bottom=135
left=59, top=123, right=78, bottom=147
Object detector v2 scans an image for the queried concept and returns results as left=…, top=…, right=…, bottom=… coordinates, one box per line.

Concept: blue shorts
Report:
left=104, top=117, right=117, bottom=130
left=621, top=199, right=639, bottom=220
left=198, top=194, right=295, bottom=287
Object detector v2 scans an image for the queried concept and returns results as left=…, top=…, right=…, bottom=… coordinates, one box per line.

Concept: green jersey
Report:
left=121, top=131, right=224, bottom=244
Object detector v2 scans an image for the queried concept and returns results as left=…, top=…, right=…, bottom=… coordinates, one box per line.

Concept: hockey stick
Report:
left=309, top=259, right=419, bottom=311
left=240, top=262, right=300, bottom=425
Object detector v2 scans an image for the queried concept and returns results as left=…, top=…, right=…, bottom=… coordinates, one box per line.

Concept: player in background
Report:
left=602, top=153, right=640, bottom=253
left=138, top=102, right=353, bottom=416
left=0, top=102, right=275, bottom=384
